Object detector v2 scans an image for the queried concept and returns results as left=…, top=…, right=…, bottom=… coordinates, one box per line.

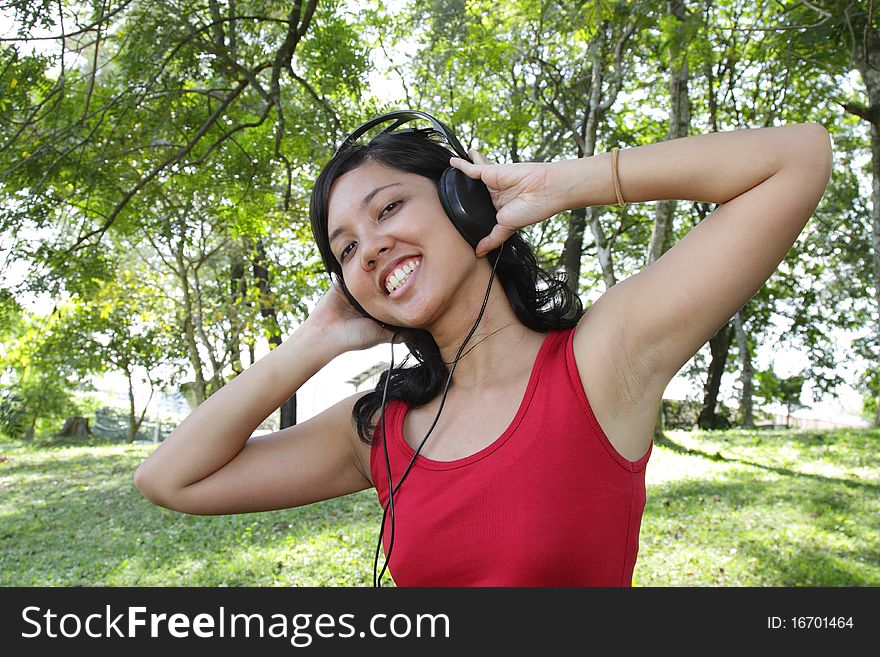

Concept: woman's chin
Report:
left=375, top=304, right=436, bottom=333
left=380, top=316, right=428, bottom=333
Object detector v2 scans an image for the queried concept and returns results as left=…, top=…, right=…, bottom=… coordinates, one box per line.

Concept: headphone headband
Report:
left=334, top=109, right=471, bottom=161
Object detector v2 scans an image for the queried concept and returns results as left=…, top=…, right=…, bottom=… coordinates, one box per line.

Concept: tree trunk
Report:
left=560, top=23, right=616, bottom=293
left=652, top=0, right=691, bottom=439
left=562, top=207, right=587, bottom=293
left=24, top=416, right=36, bottom=441
left=191, top=267, right=225, bottom=397
left=846, top=16, right=880, bottom=427
left=648, top=200, right=675, bottom=266
left=583, top=28, right=616, bottom=292
left=872, top=123, right=880, bottom=428
left=647, top=0, right=691, bottom=268
left=57, top=416, right=92, bottom=437
left=280, top=396, right=297, bottom=429
left=176, top=242, right=208, bottom=405
left=128, top=373, right=138, bottom=442
left=653, top=403, right=666, bottom=443
left=126, top=364, right=153, bottom=443
left=253, top=237, right=296, bottom=429
left=589, top=205, right=617, bottom=290
left=230, top=256, right=247, bottom=376
left=698, top=322, right=734, bottom=429
left=733, top=307, right=754, bottom=428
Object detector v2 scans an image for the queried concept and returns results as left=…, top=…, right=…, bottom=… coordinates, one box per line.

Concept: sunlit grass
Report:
left=0, top=442, right=382, bottom=587
left=1, top=427, right=877, bottom=587
left=636, top=429, right=879, bottom=586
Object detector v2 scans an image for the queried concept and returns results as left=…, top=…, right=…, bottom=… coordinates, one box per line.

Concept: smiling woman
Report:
left=324, top=160, right=485, bottom=330
left=133, top=110, right=832, bottom=588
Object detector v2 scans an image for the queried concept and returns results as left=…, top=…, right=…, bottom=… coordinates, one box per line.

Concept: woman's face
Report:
left=326, top=160, right=483, bottom=328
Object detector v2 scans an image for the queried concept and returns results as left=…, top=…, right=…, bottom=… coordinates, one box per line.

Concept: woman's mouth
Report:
left=385, top=257, right=421, bottom=296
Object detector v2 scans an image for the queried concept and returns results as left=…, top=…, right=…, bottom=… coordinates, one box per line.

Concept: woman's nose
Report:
left=360, top=235, right=393, bottom=270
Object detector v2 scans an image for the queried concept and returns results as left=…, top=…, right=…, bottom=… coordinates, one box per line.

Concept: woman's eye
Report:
left=340, top=242, right=356, bottom=261
left=380, top=201, right=400, bottom=217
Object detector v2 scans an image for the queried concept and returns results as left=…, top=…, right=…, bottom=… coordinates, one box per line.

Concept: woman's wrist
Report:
left=284, top=319, right=349, bottom=365
left=552, top=153, right=620, bottom=212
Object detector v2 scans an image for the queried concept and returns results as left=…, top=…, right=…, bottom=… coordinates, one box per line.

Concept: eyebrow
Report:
left=328, top=182, right=404, bottom=247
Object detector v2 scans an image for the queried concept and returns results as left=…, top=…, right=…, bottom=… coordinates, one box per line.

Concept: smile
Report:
left=385, top=258, right=421, bottom=294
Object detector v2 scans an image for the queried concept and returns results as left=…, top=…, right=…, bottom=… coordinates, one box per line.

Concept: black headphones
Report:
left=334, top=109, right=498, bottom=249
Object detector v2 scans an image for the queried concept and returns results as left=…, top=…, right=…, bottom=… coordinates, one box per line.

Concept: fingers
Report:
left=449, top=156, right=483, bottom=180
left=468, top=149, right=493, bottom=165
left=475, top=223, right=516, bottom=259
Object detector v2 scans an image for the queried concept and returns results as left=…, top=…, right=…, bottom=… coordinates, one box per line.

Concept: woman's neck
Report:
left=428, top=280, right=537, bottom=389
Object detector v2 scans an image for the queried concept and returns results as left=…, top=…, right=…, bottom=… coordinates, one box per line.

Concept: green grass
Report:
left=636, top=429, right=880, bottom=586
left=1, top=427, right=877, bottom=587
left=0, top=440, right=382, bottom=586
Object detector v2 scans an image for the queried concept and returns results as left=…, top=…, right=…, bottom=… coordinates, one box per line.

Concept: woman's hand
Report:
left=302, top=281, right=396, bottom=353
left=449, top=151, right=567, bottom=257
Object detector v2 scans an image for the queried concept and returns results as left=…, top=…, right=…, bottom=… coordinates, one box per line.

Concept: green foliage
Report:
left=0, top=377, right=82, bottom=440
left=1, top=0, right=369, bottom=294
left=0, top=0, right=875, bottom=437
left=0, top=303, right=93, bottom=439
left=856, top=365, right=880, bottom=418
left=769, top=0, right=870, bottom=75
left=754, top=368, right=808, bottom=425
left=0, top=0, right=377, bottom=422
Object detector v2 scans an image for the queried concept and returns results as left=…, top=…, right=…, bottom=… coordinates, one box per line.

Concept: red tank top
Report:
left=370, top=327, right=652, bottom=586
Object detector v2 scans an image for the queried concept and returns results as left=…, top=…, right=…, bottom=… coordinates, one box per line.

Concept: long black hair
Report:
left=309, top=128, right=583, bottom=445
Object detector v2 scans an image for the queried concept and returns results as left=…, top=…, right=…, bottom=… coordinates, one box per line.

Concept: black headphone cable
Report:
left=373, top=242, right=504, bottom=587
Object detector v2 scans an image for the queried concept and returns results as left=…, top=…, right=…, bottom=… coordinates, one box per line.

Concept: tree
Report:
left=0, top=0, right=867, bottom=436
left=1, top=1, right=374, bottom=429
left=755, top=368, right=807, bottom=428
left=56, top=269, right=184, bottom=442
left=857, top=364, right=880, bottom=419
left=770, top=0, right=880, bottom=426
left=0, top=305, right=93, bottom=440
left=657, top=0, right=850, bottom=430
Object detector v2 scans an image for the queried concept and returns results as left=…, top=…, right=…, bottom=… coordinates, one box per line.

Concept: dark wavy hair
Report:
left=309, top=128, right=583, bottom=445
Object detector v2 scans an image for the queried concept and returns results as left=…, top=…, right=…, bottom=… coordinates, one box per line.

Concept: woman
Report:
left=134, top=118, right=832, bottom=587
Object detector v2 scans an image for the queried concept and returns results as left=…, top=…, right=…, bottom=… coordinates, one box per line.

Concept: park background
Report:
left=0, top=0, right=878, bottom=586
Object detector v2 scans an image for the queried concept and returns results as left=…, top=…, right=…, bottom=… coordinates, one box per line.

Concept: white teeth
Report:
left=385, top=258, right=421, bottom=294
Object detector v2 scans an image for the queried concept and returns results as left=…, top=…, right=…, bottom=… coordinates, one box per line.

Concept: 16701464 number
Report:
left=791, top=617, right=853, bottom=629
left=768, top=616, right=854, bottom=630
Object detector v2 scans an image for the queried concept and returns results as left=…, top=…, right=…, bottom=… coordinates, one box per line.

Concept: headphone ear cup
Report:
left=438, top=167, right=497, bottom=249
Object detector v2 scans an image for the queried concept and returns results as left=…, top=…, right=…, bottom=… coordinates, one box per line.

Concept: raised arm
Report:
left=133, top=283, right=391, bottom=515
left=558, top=124, right=833, bottom=382
left=450, top=123, right=832, bottom=458
left=452, top=123, right=832, bottom=380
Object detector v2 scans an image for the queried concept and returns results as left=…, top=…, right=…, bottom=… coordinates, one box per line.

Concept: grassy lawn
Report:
left=637, top=429, right=879, bottom=586
left=1, top=427, right=877, bottom=587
